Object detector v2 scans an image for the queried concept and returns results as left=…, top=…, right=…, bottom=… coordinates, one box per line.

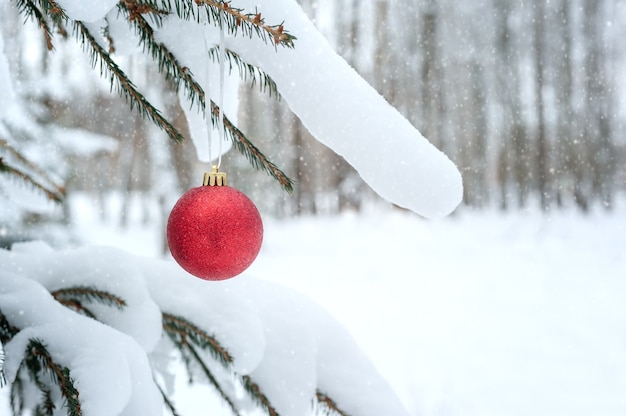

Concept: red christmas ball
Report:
left=167, top=185, right=263, bottom=281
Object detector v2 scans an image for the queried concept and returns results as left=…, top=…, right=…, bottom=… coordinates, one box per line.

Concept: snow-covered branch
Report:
left=0, top=242, right=410, bottom=416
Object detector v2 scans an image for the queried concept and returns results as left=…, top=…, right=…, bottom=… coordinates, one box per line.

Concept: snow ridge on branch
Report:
left=0, top=243, right=406, bottom=416
left=9, top=0, right=295, bottom=194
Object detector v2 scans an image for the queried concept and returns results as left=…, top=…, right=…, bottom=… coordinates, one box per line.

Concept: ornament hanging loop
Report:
left=203, top=165, right=227, bottom=186
left=216, top=6, right=226, bottom=170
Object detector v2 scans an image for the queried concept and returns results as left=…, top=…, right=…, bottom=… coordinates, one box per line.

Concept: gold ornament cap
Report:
left=203, top=165, right=227, bottom=186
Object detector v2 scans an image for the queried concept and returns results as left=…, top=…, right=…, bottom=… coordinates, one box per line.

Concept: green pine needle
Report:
left=52, top=286, right=127, bottom=319
left=14, top=0, right=55, bottom=49
left=208, top=47, right=280, bottom=97
left=158, top=0, right=297, bottom=48
left=162, top=313, right=233, bottom=367
left=0, top=156, right=65, bottom=204
left=210, top=101, right=295, bottom=192
left=22, top=339, right=82, bottom=416
left=186, top=343, right=241, bottom=416
left=241, top=375, right=280, bottom=416
left=316, top=391, right=351, bottom=416
left=72, top=21, right=186, bottom=143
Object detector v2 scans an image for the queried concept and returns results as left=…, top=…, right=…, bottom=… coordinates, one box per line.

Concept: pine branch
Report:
left=186, top=343, right=241, bottom=416
left=211, top=101, right=295, bottom=192
left=209, top=47, right=279, bottom=97
left=14, top=0, right=54, bottom=49
left=163, top=313, right=241, bottom=415
left=0, top=138, right=65, bottom=197
left=35, top=0, right=69, bottom=38
left=158, top=0, right=296, bottom=48
left=316, top=391, right=351, bottom=416
left=22, top=338, right=82, bottom=416
left=241, top=375, right=280, bottom=416
left=51, top=286, right=126, bottom=320
left=162, top=313, right=282, bottom=416
left=0, top=156, right=65, bottom=203
left=117, top=1, right=205, bottom=112
left=12, top=0, right=296, bottom=192
left=72, top=21, right=186, bottom=143
left=155, top=379, right=183, bottom=416
left=115, top=4, right=293, bottom=191
left=51, top=286, right=127, bottom=311
left=162, top=313, right=233, bottom=367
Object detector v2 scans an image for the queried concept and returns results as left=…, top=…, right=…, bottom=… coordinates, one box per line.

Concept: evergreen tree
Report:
left=0, top=1, right=439, bottom=415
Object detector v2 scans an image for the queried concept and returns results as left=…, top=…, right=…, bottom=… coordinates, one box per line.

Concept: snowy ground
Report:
left=3, top=194, right=626, bottom=416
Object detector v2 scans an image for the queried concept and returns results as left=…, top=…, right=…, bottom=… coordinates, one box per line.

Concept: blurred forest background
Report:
left=1, top=0, right=625, bottom=235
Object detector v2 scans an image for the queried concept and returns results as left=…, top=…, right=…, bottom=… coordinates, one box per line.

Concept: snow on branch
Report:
left=0, top=242, right=411, bottom=416
left=11, top=0, right=296, bottom=191
left=114, top=1, right=294, bottom=190
left=160, top=0, right=296, bottom=47
left=316, top=392, right=350, bottom=416
left=18, top=339, right=82, bottom=416
left=52, top=286, right=127, bottom=319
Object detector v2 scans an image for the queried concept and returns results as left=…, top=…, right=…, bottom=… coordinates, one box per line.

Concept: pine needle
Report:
left=208, top=47, right=280, bottom=97
left=315, top=391, right=351, bottom=416
left=52, top=286, right=127, bottom=312
left=210, top=101, right=295, bottom=192
left=72, top=21, right=186, bottom=143
left=0, top=138, right=66, bottom=203
left=186, top=343, right=241, bottom=416
left=162, top=313, right=233, bottom=367
left=22, top=338, right=82, bottom=416
left=241, top=375, right=280, bottom=416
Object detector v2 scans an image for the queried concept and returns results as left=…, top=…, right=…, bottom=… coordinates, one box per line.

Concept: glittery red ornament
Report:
left=167, top=167, right=263, bottom=281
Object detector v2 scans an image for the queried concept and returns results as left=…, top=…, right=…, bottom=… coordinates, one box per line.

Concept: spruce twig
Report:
left=163, top=313, right=242, bottom=415
left=36, top=0, right=69, bottom=38
left=241, top=375, right=280, bottom=416
left=208, top=47, right=279, bottom=97
left=0, top=138, right=65, bottom=198
left=155, top=379, right=182, bottom=416
left=162, top=313, right=233, bottom=367
left=0, top=155, right=65, bottom=203
left=186, top=343, right=241, bottom=416
left=21, top=339, right=82, bottom=416
left=51, top=286, right=127, bottom=319
left=72, top=21, right=186, bottom=143
left=316, top=391, right=351, bottom=416
left=117, top=1, right=206, bottom=112
left=52, top=286, right=127, bottom=310
left=116, top=3, right=293, bottom=191
left=14, top=0, right=55, bottom=49
left=159, top=0, right=296, bottom=47
left=210, top=101, right=295, bottom=192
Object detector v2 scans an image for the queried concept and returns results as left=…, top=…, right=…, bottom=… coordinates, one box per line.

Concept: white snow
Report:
left=248, top=207, right=626, bottom=416
left=0, top=217, right=411, bottom=416
left=2, top=0, right=623, bottom=415
left=5, top=193, right=626, bottom=416
left=222, top=0, right=463, bottom=219
left=150, top=0, right=462, bottom=218
left=154, top=15, right=235, bottom=163
left=0, top=271, right=163, bottom=416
